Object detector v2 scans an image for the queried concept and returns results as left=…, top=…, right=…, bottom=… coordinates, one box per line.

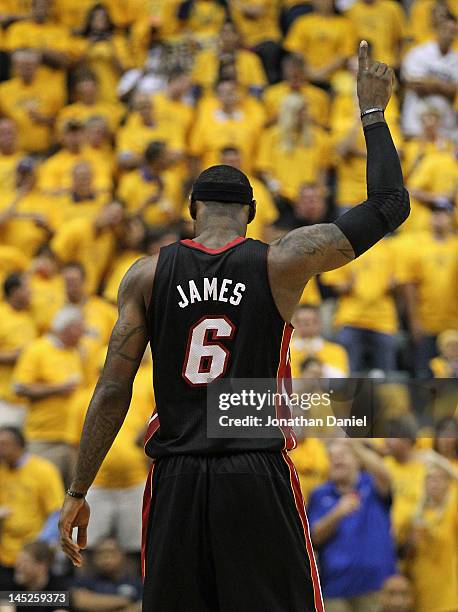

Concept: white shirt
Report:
left=401, top=41, right=458, bottom=136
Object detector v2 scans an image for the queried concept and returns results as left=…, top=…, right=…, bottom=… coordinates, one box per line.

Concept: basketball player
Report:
left=59, top=42, right=410, bottom=611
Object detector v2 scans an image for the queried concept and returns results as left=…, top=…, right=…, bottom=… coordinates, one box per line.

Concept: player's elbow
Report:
left=370, top=187, right=410, bottom=232
left=334, top=188, right=410, bottom=258
left=391, top=187, right=410, bottom=229
left=389, top=187, right=411, bottom=231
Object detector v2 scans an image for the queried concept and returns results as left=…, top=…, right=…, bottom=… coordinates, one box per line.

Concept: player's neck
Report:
left=194, top=219, right=245, bottom=249
left=194, top=228, right=245, bottom=249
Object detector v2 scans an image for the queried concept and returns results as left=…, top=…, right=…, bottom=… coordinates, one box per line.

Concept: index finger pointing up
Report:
left=358, top=40, right=369, bottom=72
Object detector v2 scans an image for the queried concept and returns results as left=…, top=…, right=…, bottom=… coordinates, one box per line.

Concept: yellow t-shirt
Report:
left=0, top=1, right=32, bottom=20
left=384, top=456, right=426, bottom=544
left=407, top=494, right=458, bottom=612
left=196, top=92, right=266, bottom=129
left=402, top=138, right=454, bottom=181
left=67, top=362, right=154, bottom=489
left=54, top=0, right=150, bottom=29
left=0, top=190, right=60, bottom=257
left=151, top=92, right=194, bottom=142
left=82, top=296, right=117, bottom=346
left=0, top=151, right=24, bottom=193
left=51, top=217, right=116, bottom=294
left=13, top=335, right=84, bottom=442
left=284, top=13, right=356, bottom=73
left=39, top=148, right=113, bottom=195
left=104, top=0, right=151, bottom=29
left=263, top=81, right=330, bottom=128
left=56, top=101, right=125, bottom=135
left=346, top=0, right=405, bottom=66
left=4, top=20, right=74, bottom=55
left=0, top=72, right=65, bottom=152
left=77, top=335, right=105, bottom=388
left=0, top=246, right=29, bottom=297
left=116, top=114, right=185, bottom=160
left=231, top=0, right=282, bottom=46
left=289, top=438, right=329, bottom=502
left=192, top=48, right=267, bottom=91
left=0, top=454, right=64, bottom=566
left=299, top=277, right=321, bottom=307
left=395, top=232, right=458, bottom=335
left=73, top=35, right=133, bottom=104
left=407, top=0, right=458, bottom=46
left=154, top=0, right=182, bottom=39
left=117, top=168, right=182, bottom=225
left=429, top=356, right=455, bottom=378
left=189, top=107, right=262, bottom=173
left=290, top=337, right=350, bottom=378
left=178, top=0, right=226, bottom=41
left=0, top=302, right=37, bottom=403
left=129, top=7, right=176, bottom=63
left=53, top=192, right=109, bottom=225
left=256, top=124, right=331, bottom=200
left=322, top=239, right=399, bottom=334
left=103, top=251, right=143, bottom=304
left=52, top=0, right=98, bottom=28
left=406, top=150, right=458, bottom=233
left=29, top=273, right=66, bottom=334
left=331, top=92, right=402, bottom=206
left=245, top=176, right=278, bottom=241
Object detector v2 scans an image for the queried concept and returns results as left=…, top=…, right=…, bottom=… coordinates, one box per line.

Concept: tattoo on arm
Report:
left=277, top=223, right=355, bottom=278
left=70, top=259, right=152, bottom=493
left=289, top=225, right=354, bottom=261
left=268, top=223, right=355, bottom=323
left=109, top=323, right=146, bottom=362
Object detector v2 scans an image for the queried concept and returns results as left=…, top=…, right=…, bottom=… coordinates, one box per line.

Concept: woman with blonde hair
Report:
left=256, top=92, right=330, bottom=201
left=405, top=462, right=458, bottom=612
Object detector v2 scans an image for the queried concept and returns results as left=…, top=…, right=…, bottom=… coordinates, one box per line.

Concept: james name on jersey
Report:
left=177, top=277, right=246, bottom=309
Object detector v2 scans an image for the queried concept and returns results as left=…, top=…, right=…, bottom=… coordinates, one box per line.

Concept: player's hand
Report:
left=58, top=495, right=90, bottom=567
left=357, top=40, right=394, bottom=113
left=335, top=492, right=360, bottom=517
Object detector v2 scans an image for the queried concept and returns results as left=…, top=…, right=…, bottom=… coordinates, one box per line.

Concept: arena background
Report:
left=0, top=1, right=456, bottom=611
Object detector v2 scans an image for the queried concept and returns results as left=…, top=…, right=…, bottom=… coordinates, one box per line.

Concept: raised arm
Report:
left=350, top=439, right=391, bottom=497
left=58, top=256, right=155, bottom=567
left=268, top=41, right=410, bottom=321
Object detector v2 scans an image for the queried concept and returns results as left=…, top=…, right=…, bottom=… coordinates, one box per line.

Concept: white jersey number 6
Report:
left=182, top=316, right=235, bottom=386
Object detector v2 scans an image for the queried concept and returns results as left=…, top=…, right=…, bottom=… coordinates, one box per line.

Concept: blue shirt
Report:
left=307, top=471, right=396, bottom=598
left=73, top=572, right=143, bottom=602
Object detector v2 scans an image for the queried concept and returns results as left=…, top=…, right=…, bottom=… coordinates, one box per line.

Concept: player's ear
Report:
left=189, top=197, right=197, bottom=220
left=247, top=200, right=256, bottom=224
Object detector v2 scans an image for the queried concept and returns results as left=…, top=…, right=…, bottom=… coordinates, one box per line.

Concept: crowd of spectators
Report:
left=0, top=0, right=456, bottom=610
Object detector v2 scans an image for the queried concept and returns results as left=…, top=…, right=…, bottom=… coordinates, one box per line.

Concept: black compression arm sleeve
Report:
left=334, top=121, right=410, bottom=257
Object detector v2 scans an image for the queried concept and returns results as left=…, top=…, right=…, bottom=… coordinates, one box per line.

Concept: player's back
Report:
left=145, top=236, right=295, bottom=457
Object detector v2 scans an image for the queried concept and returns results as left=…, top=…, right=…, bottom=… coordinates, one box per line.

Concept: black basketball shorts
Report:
left=141, top=450, right=324, bottom=612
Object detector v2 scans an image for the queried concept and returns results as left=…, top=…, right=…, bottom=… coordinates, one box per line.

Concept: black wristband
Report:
left=66, top=489, right=86, bottom=499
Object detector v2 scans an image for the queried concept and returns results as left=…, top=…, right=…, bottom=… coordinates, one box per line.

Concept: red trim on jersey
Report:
left=144, top=412, right=160, bottom=448
left=281, top=451, right=325, bottom=612
left=275, top=323, right=297, bottom=450
left=141, top=461, right=155, bottom=580
left=180, top=236, right=245, bottom=254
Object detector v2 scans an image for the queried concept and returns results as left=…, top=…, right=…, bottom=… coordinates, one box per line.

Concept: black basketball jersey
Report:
left=144, top=236, right=297, bottom=457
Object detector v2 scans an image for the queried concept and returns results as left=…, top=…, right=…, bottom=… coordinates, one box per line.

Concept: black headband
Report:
left=191, top=180, right=253, bottom=205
